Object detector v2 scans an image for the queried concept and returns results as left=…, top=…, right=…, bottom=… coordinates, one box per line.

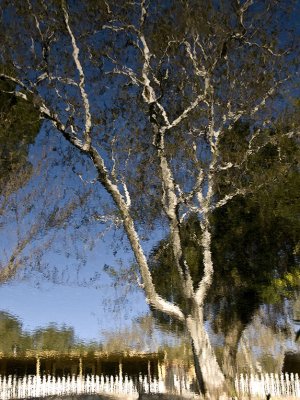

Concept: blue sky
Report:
left=0, top=279, right=148, bottom=342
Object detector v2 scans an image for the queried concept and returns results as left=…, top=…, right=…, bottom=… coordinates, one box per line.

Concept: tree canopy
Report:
left=0, top=0, right=299, bottom=396
left=0, top=78, right=40, bottom=197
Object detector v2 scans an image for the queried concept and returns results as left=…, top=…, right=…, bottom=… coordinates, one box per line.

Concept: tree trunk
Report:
left=221, top=321, right=244, bottom=388
left=186, top=308, right=227, bottom=398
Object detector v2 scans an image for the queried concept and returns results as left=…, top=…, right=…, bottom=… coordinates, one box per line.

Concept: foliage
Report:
left=0, top=312, right=31, bottom=355
left=0, top=78, right=40, bottom=196
left=150, top=120, right=299, bottom=335
left=0, top=312, right=89, bottom=355
left=32, top=325, right=75, bottom=352
left=0, top=0, right=299, bottom=395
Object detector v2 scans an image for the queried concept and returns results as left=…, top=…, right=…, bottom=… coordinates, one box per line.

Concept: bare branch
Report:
left=39, top=103, right=85, bottom=149
left=161, top=93, right=207, bottom=134
left=26, top=0, right=56, bottom=77
left=215, top=162, right=234, bottom=172
left=179, top=169, right=205, bottom=206
left=225, top=76, right=290, bottom=130
left=48, top=75, right=78, bottom=86
left=104, top=1, right=112, bottom=15
left=195, top=34, right=208, bottom=62
left=140, top=0, right=148, bottom=27
left=122, top=181, right=131, bottom=208
left=236, top=0, right=254, bottom=29
left=195, top=227, right=214, bottom=306
left=152, top=127, right=195, bottom=301
left=110, top=66, right=142, bottom=86
left=184, top=40, right=206, bottom=77
left=0, top=74, right=87, bottom=152
left=242, top=39, right=289, bottom=57
left=0, top=73, right=31, bottom=92
left=249, top=77, right=290, bottom=117
left=62, top=0, right=92, bottom=151
left=89, top=146, right=185, bottom=321
left=214, top=187, right=249, bottom=210
left=0, top=90, right=28, bottom=101
left=217, top=126, right=292, bottom=181
left=102, top=24, right=139, bottom=35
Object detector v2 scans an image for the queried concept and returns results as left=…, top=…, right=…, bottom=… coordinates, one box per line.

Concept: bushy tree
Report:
left=0, top=78, right=40, bottom=197
left=150, top=120, right=299, bottom=381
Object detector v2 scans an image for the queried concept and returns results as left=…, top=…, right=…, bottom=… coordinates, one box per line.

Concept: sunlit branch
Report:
left=0, top=72, right=84, bottom=153
left=135, top=2, right=195, bottom=302
left=179, top=169, right=205, bottom=206
left=111, top=66, right=142, bottom=86
left=102, top=24, right=139, bottom=35
left=224, top=76, right=290, bottom=132
left=214, top=187, right=248, bottom=210
left=150, top=125, right=195, bottom=300
left=184, top=40, right=206, bottom=77
left=0, top=221, right=40, bottom=284
left=156, top=40, right=180, bottom=72
left=242, top=39, right=290, bottom=57
left=140, top=0, right=148, bottom=27
left=44, top=103, right=184, bottom=319
left=195, top=226, right=214, bottom=306
left=249, top=77, right=290, bottom=117
left=88, top=146, right=185, bottom=321
left=194, top=34, right=208, bottom=62
left=161, top=93, right=207, bottom=134
left=215, top=162, right=234, bottom=172
left=0, top=90, right=27, bottom=102
left=62, top=0, right=92, bottom=151
left=1, top=77, right=85, bottom=151
left=0, top=73, right=31, bottom=92
left=104, top=1, right=112, bottom=15
left=49, top=75, right=78, bottom=86
left=122, top=182, right=131, bottom=208
left=26, top=0, right=53, bottom=70
left=237, top=0, right=254, bottom=29
left=219, top=127, right=291, bottom=178
left=40, top=104, right=85, bottom=149
left=214, top=181, right=265, bottom=210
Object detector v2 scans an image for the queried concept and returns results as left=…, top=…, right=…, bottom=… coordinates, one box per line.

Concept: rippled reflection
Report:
left=0, top=299, right=299, bottom=381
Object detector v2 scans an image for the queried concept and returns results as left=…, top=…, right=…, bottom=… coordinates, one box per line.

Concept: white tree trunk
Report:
left=187, top=308, right=227, bottom=398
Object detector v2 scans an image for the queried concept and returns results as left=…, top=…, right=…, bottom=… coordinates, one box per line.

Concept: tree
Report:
left=149, top=119, right=299, bottom=382
left=0, top=75, right=91, bottom=285
left=0, top=75, right=42, bottom=283
left=0, top=78, right=40, bottom=197
left=0, top=0, right=299, bottom=397
left=150, top=193, right=299, bottom=381
left=32, top=325, right=75, bottom=352
left=0, top=312, right=93, bottom=354
left=0, top=312, right=32, bottom=355
left=102, top=315, right=158, bottom=353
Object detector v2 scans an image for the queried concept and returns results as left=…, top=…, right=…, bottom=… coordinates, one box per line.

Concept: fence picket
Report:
left=0, top=372, right=299, bottom=399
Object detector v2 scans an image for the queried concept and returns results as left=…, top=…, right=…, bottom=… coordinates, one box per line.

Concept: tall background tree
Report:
left=149, top=116, right=299, bottom=381
left=0, top=0, right=299, bottom=397
left=0, top=74, right=42, bottom=283
left=0, top=78, right=40, bottom=197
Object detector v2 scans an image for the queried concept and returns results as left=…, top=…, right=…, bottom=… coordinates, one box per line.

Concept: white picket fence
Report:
left=235, top=373, right=300, bottom=398
left=0, top=374, right=192, bottom=399
left=0, top=373, right=299, bottom=399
